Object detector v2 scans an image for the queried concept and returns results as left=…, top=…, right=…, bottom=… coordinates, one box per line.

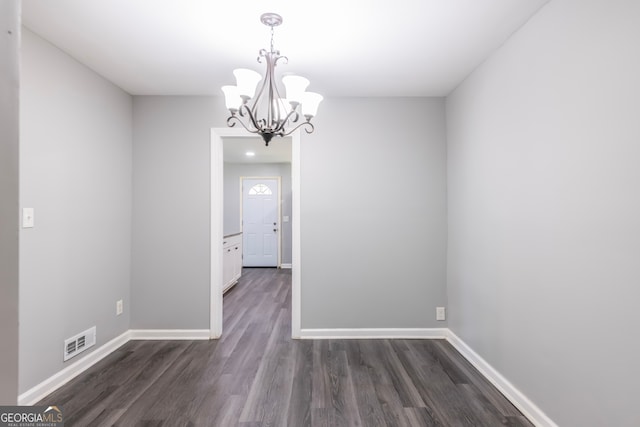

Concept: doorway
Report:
left=210, top=128, right=302, bottom=340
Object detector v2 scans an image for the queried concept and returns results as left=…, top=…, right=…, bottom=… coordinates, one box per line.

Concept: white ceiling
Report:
left=21, top=0, right=550, bottom=97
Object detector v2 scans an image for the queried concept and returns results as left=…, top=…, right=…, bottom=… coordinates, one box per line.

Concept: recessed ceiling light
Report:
left=245, top=151, right=255, bottom=157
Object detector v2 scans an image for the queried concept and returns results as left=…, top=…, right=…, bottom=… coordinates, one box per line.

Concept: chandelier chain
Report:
left=270, top=26, right=275, bottom=53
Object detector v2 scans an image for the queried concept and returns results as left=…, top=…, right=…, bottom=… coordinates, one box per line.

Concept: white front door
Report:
left=242, top=178, right=279, bottom=267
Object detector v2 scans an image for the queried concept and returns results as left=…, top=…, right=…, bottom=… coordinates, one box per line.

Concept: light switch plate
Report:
left=436, top=307, right=446, bottom=321
left=283, top=216, right=289, bottom=222
left=22, top=208, right=35, bottom=228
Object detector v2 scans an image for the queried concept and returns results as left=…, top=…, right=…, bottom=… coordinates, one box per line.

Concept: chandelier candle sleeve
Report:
left=221, top=12, right=322, bottom=146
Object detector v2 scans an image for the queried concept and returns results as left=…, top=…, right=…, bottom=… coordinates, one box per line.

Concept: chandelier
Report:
left=221, top=13, right=323, bottom=146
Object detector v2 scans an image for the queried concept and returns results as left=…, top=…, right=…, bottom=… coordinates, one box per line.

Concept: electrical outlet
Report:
left=436, top=306, right=446, bottom=321
left=116, top=299, right=123, bottom=316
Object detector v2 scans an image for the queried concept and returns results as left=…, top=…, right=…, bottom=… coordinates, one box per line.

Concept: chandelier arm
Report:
left=227, top=114, right=261, bottom=136
left=282, top=120, right=314, bottom=137
left=284, top=108, right=300, bottom=124
left=239, top=103, right=263, bottom=133
left=250, top=50, right=286, bottom=132
left=265, top=52, right=283, bottom=129
left=274, top=55, right=288, bottom=66
left=272, top=108, right=299, bottom=134
left=249, top=66, right=270, bottom=124
left=266, top=65, right=275, bottom=128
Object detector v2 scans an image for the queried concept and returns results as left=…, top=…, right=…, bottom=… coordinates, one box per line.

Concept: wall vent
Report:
left=63, top=326, right=96, bottom=361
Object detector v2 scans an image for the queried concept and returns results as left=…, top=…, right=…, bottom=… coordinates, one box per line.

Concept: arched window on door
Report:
left=248, top=183, right=273, bottom=195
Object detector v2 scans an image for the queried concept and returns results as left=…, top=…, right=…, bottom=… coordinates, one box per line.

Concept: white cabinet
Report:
left=223, top=233, right=242, bottom=293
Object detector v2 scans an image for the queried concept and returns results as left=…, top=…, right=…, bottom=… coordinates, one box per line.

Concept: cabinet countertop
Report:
left=223, top=232, right=242, bottom=239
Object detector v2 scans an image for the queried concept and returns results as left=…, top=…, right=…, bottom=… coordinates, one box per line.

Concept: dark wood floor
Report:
left=39, top=268, right=532, bottom=426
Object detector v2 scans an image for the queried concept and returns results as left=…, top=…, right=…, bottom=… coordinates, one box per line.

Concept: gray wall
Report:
left=446, top=0, right=640, bottom=426
left=132, top=96, right=447, bottom=331
left=0, top=0, right=20, bottom=405
left=132, top=96, right=225, bottom=329
left=301, top=97, right=448, bottom=328
left=19, top=29, right=132, bottom=393
left=224, top=162, right=292, bottom=265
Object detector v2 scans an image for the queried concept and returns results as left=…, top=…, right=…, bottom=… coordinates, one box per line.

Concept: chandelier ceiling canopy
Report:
left=221, top=13, right=322, bottom=146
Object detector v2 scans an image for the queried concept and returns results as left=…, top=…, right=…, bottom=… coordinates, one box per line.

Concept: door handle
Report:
left=273, top=228, right=277, bottom=232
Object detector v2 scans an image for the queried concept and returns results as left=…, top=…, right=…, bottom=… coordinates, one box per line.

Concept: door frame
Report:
left=210, top=128, right=302, bottom=339
left=240, top=176, right=282, bottom=268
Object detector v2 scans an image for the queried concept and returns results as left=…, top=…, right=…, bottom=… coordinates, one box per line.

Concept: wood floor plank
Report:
left=458, top=383, right=516, bottom=426
left=419, top=339, right=470, bottom=385
left=239, top=310, right=295, bottom=423
left=256, top=353, right=296, bottom=426
left=375, top=340, right=427, bottom=408
left=404, top=407, right=440, bottom=426
left=432, top=339, right=525, bottom=417
left=344, top=341, right=389, bottom=427
left=112, top=341, right=197, bottom=424
left=211, top=394, right=245, bottom=427
left=505, top=415, right=539, bottom=427
left=325, top=346, right=363, bottom=426
left=63, top=341, right=189, bottom=426
left=372, top=384, right=413, bottom=427
left=393, top=339, right=487, bottom=426
left=91, top=409, right=128, bottom=427
left=286, top=340, right=313, bottom=427
left=40, top=340, right=158, bottom=413
left=140, top=341, right=220, bottom=426
left=191, top=373, right=237, bottom=426
left=311, top=340, right=331, bottom=409
left=37, top=268, right=533, bottom=427
left=310, top=408, right=335, bottom=427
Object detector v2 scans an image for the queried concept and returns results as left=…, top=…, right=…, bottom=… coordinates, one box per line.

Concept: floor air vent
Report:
left=63, top=326, right=96, bottom=361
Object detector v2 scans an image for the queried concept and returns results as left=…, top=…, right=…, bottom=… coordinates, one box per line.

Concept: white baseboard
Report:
left=18, top=325, right=555, bottom=427
left=18, top=330, right=131, bottom=406
left=280, top=263, right=292, bottom=269
left=129, top=329, right=211, bottom=340
left=299, top=328, right=448, bottom=339
left=445, top=330, right=558, bottom=427
left=18, top=328, right=210, bottom=405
